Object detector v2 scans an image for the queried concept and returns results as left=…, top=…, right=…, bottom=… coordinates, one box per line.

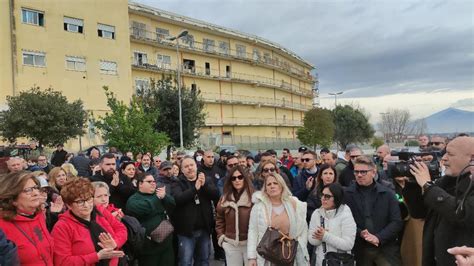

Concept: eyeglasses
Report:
left=22, top=185, right=40, bottom=195
left=431, top=142, right=444, bottom=145
left=321, top=193, right=334, bottom=200
left=301, top=158, right=313, bottom=163
left=262, top=167, right=276, bottom=173
left=142, top=180, right=156, bottom=184
left=73, top=197, right=93, bottom=206
left=154, top=160, right=161, bottom=163
left=231, top=175, right=244, bottom=181
left=350, top=155, right=360, bottom=159
left=354, top=169, right=372, bottom=176
left=227, top=163, right=238, bottom=168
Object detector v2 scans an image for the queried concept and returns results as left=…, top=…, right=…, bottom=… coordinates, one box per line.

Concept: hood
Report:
left=251, top=191, right=269, bottom=205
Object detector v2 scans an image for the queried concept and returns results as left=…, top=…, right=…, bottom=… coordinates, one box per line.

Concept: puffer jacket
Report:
left=308, top=205, right=356, bottom=266
left=215, top=191, right=253, bottom=247
left=247, top=191, right=309, bottom=266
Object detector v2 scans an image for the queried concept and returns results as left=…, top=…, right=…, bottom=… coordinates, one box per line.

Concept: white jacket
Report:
left=308, top=204, right=356, bottom=266
left=247, top=191, right=310, bottom=266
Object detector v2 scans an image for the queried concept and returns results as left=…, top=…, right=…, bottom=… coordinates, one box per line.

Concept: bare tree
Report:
left=408, top=118, right=427, bottom=136
left=379, top=108, right=411, bottom=142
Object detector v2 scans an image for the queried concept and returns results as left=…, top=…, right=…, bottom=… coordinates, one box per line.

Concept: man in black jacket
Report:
left=171, top=156, right=219, bottom=266
left=51, top=144, right=68, bottom=166
left=90, top=153, right=135, bottom=209
left=408, top=136, right=474, bottom=266
left=345, top=155, right=403, bottom=265
left=339, top=146, right=363, bottom=187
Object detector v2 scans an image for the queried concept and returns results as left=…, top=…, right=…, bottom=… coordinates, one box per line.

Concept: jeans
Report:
left=178, top=230, right=211, bottom=266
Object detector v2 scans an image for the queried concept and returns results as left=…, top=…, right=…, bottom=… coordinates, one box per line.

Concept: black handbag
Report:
left=322, top=252, right=355, bottom=266
left=320, top=215, right=355, bottom=266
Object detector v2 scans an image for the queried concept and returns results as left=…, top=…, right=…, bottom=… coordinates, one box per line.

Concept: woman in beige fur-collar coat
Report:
left=216, top=165, right=255, bottom=266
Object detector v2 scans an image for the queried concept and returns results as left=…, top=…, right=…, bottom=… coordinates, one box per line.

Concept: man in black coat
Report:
left=51, top=144, right=68, bottom=167
left=407, top=136, right=474, bottom=266
left=170, top=156, right=219, bottom=266
left=70, top=152, right=91, bottom=177
left=344, top=155, right=403, bottom=265
left=90, top=153, right=135, bottom=209
left=339, top=146, right=363, bottom=187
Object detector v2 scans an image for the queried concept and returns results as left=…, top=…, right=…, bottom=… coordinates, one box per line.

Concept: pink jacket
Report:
left=51, top=206, right=127, bottom=266
left=0, top=212, right=54, bottom=265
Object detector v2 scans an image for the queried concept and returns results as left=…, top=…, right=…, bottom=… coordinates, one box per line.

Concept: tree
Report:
left=93, top=87, right=169, bottom=155
left=297, top=108, right=334, bottom=150
left=0, top=87, right=86, bottom=148
left=332, top=105, right=375, bottom=150
left=378, top=108, right=411, bottom=142
left=371, top=136, right=385, bottom=149
left=137, top=77, right=206, bottom=148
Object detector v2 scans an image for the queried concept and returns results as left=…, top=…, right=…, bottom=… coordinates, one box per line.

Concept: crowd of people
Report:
left=0, top=134, right=473, bottom=266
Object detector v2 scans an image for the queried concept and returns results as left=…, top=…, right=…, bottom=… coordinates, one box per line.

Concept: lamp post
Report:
left=328, top=91, right=343, bottom=108
left=168, top=30, right=189, bottom=149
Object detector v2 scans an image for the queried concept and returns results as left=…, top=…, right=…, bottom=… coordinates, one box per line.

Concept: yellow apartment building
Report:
left=0, top=0, right=317, bottom=150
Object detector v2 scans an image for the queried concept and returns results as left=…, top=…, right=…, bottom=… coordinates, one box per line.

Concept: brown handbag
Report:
left=149, top=219, right=174, bottom=243
left=256, top=204, right=298, bottom=265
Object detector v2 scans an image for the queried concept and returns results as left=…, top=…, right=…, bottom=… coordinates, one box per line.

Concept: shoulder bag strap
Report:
left=12, top=222, right=48, bottom=264
left=320, top=215, right=327, bottom=253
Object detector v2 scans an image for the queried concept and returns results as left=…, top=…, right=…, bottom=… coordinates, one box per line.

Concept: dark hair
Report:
left=320, top=148, right=330, bottom=154
left=283, top=148, right=290, bottom=153
left=303, top=150, right=317, bottom=159
left=135, top=172, right=147, bottom=183
left=0, top=172, right=40, bottom=220
left=316, top=164, right=337, bottom=190
left=265, top=149, right=277, bottom=156
left=323, top=183, right=344, bottom=210
left=100, top=153, right=116, bottom=163
left=120, top=161, right=136, bottom=171
left=223, top=165, right=254, bottom=202
left=259, top=152, right=273, bottom=158
left=226, top=155, right=238, bottom=165
left=89, top=158, right=100, bottom=167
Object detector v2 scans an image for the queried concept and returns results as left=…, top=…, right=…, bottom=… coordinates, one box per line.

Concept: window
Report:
left=203, top=38, right=215, bottom=52
left=98, top=23, right=115, bottom=39
left=219, top=41, right=230, bottom=55
left=156, top=27, right=169, bottom=40
left=131, top=21, right=146, bottom=38
left=263, top=53, right=271, bottom=64
left=253, top=48, right=261, bottom=61
left=22, top=51, right=45, bottom=67
left=225, top=65, right=231, bottom=78
left=133, top=52, right=147, bottom=65
left=100, top=60, right=117, bottom=75
left=135, top=79, right=150, bottom=93
left=22, top=8, right=44, bottom=26
left=65, top=56, right=86, bottom=71
left=157, top=54, right=171, bottom=69
left=205, top=62, right=210, bottom=75
left=236, top=44, right=246, bottom=58
left=64, top=17, right=83, bottom=33
left=183, top=59, right=195, bottom=74
left=182, top=34, right=194, bottom=48
left=191, top=83, right=197, bottom=93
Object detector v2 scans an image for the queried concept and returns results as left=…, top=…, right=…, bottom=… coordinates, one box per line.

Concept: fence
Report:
left=198, top=134, right=301, bottom=150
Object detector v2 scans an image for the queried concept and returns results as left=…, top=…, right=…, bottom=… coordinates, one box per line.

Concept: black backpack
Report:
left=121, top=215, right=146, bottom=264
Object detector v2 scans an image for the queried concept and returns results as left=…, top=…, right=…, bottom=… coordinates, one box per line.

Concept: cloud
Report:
left=450, top=98, right=474, bottom=111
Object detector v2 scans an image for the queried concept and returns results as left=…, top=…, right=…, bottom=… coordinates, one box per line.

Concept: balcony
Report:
left=129, top=26, right=316, bottom=83
left=201, top=92, right=312, bottom=111
left=205, top=117, right=303, bottom=127
left=131, top=59, right=314, bottom=97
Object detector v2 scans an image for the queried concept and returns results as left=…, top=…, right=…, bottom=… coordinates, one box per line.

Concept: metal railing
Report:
left=204, top=117, right=302, bottom=127
left=129, top=26, right=316, bottom=83
left=198, top=133, right=302, bottom=150
left=131, top=59, right=314, bottom=97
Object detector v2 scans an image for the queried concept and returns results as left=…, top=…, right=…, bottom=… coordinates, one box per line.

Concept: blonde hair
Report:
left=61, top=163, right=78, bottom=177
left=262, top=173, right=292, bottom=200
left=48, top=167, right=67, bottom=191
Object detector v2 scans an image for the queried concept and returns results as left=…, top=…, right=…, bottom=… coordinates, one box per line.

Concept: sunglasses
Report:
left=262, top=167, right=276, bottom=173
left=227, top=163, right=238, bottom=168
left=431, top=142, right=444, bottom=145
left=231, top=175, right=244, bottom=181
left=321, top=193, right=334, bottom=200
left=354, top=169, right=372, bottom=176
left=301, top=158, right=313, bottom=163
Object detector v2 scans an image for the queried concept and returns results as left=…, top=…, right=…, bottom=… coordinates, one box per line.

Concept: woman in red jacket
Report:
left=51, top=178, right=127, bottom=266
left=0, top=171, right=54, bottom=265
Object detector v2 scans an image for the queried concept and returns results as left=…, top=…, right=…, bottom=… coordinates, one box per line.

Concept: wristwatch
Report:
left=422, top=180, right=436, bottom=193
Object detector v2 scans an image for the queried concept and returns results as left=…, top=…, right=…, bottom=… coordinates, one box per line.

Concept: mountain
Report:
left=424, top=108, right=474, bottom=134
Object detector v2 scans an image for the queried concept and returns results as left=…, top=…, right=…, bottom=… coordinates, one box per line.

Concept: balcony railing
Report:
left=131, top=59, right=313, bottom=97
left=205, top=117, right=303, bottom=127
left=201, top=92, right=312, bottom=111
left=129, top=26, right=316, bottom=83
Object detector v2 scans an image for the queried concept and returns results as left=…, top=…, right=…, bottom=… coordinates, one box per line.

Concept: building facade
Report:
left=0, top=0, right=317, bottom=150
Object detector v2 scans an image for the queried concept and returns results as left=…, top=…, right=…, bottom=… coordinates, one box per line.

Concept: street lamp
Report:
left=328, top=91, right=343, bottom=108
left=167, top=30, right=189, bottom=149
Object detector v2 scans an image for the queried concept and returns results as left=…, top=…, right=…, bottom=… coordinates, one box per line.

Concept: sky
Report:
left=135, top=0, right=474, bottom=123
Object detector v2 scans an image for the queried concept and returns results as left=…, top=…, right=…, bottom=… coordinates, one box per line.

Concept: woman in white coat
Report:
left=308, top=183, right=356, bottom=266
left=247, top=173, right=309, bottom=266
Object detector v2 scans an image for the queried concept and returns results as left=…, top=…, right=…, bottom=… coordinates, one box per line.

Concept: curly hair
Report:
left=60, top=178, right=94, bottom=205
left=0, top=171, right=39, bottom=221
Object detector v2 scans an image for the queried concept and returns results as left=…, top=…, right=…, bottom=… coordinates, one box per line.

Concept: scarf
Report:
left=71, top=208, right=110, bottom=266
